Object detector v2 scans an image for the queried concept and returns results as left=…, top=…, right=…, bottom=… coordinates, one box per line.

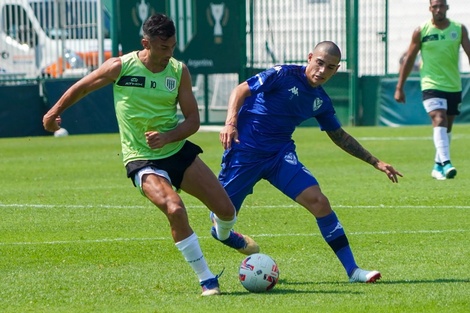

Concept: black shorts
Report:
left=125, top=140, right=203, bottom=189
left=422, top=89, right=462, bottom=115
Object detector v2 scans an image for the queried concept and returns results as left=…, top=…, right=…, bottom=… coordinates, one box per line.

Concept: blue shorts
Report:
left=218, top=144, right=318, bottom=212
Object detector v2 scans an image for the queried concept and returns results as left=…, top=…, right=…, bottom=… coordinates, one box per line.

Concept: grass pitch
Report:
left=0, top=125, right=469, bottom=312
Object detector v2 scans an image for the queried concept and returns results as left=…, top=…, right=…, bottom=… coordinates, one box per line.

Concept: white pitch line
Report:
left=335, top=205, right=470, bottom=209
left=0, top=203, right=149, bottom=209
left=253, top=229, right=468, bottom=237
left=0, top=229, right=467, bottom=247
left=355, top=134, right=468, bottom=141
left=0, top=237, right=167, bottom=246
left=357, top=136, right=433, bottom=141
left=1, top=203, right=470, bottom=210
left=0, top=203, right=468, bottom=246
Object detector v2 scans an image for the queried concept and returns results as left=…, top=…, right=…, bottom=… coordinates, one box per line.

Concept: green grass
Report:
left=1, top=125, right=469, bottom=313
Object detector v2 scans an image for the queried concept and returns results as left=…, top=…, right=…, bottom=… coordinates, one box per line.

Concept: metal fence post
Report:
left=346, top=0, right=359, bottom=126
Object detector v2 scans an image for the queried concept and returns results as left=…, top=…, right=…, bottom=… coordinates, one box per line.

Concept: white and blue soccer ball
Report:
left=239, top=253, right=279, bottom=293
left=54, top=128, right=69, bottom=137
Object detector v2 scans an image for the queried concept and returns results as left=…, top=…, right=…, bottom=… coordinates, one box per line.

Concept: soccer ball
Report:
left=239, top=253, right=279, bottom=292
left=54, top=128, right=69, bottom=137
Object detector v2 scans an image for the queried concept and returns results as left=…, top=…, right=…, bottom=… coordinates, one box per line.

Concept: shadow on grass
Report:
left=280, top=277, right=469, bottom=286
left=224, top=278, right=362, bottom=296
left=223, top=278, right=470, bottom=296
left=224, top=289, right=359, bottom=296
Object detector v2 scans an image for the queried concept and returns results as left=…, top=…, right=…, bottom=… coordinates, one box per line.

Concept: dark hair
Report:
left=430, top=0, right=447, bottom=4
left=142, top=13, right=175, bottom=40
left=314, top=41, right=342, bottom=60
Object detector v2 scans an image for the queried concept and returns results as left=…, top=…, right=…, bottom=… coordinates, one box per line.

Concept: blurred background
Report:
left=1, top=0, right=470, bottom=137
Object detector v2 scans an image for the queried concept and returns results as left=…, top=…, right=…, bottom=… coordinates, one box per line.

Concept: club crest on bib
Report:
left=166, top=77, right=177, bottom=91
left=450, top=31, right=458, bottom=40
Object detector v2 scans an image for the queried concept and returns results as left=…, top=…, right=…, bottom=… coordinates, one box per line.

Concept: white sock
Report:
left=433, top=126, right=450, bottom=163
left=175, top=233, right=214, bottom=282
left=212, top=214, right=237, bottom=240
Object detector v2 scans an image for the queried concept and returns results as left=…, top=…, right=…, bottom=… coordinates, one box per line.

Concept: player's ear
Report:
left=335, top=64, right=340, bottom=73
left=141, top=38, right=150, bottom=49
left=307, top=52, right=314, bottom=63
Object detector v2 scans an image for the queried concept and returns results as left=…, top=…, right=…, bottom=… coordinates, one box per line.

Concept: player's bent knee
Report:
left=297, top=192, right=332, bottom=217
left=166, top=206, right=189, bottom=222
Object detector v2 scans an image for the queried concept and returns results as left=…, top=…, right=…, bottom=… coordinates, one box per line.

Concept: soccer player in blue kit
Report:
left=212, top=41, right=403, bottom=283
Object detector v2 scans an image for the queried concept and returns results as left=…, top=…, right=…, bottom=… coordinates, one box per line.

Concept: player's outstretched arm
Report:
left=43, top=57, right=121, bottom=132
left=326, top=127, right=403, bottom=183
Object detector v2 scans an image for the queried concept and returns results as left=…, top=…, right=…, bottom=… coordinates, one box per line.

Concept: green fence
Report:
left=116, top=0, right=388, bottom=126
left=7, top=1, right=470, bottom=138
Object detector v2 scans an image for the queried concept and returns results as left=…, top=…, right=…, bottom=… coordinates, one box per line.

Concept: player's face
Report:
left=305, top=50, right=340, bottom=87
left=142, top=35, right=177, bottom=69
left=429, top=0, right=448, bottom=21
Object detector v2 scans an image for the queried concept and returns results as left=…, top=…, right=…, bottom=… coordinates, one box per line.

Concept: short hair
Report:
left=314, top=41, right=342, bottom=60
left=142, top=13, right=175, bottom=40
left=430, top=0, right=447, bottom=4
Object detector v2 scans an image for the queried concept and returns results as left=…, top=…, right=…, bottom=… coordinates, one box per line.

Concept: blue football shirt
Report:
left=235, top=64, right=341, bottom=153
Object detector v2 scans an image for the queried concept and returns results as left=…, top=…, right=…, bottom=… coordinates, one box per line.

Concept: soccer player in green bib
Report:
left=43, top=13, right=258, bottom=296
left=395, top=0, right=470, bottom=180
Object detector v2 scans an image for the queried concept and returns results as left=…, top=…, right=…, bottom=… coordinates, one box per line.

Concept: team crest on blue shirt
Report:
left=166, top=77, right=177, bottom=91
left=284, top=152, right=298, bottom=165
left=313, top=98, right=323, bottom=111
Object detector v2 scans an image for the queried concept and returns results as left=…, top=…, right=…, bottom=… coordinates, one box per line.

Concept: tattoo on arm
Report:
left=326, top=128, right=378, bottom=166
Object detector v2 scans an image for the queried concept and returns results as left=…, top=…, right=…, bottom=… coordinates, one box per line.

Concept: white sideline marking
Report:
left=357, top=136, right=432, bottom=141
left=0, top=229, right=467, bottom=247
left=198, top=126, right=470, bottom=141
left=1, top=203, right=470, bottom=210
left=356, top=134, right=468, bottom=141
left=0, top=203, right=468, bottom=246
left=254, top=229, right=468, bottom=237
left=199, top=125, right=223, bottom=132
left=0, top=203, right=148, bottom=209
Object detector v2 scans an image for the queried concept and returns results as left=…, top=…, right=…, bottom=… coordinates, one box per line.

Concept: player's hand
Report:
left=375, top=160, right=403, bottom=183
left=43, top=114, right=61, bottom=132
left=394, top=89, right=406, bottom=103
left=145, top=131, right=168, bottom=149
left=220, top=124, right=239, bottom=150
